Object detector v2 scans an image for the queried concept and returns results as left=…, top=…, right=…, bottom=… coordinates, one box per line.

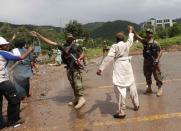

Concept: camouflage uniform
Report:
left=142, top=39, right=163, bottom=87
left=60, top=43, right=84, bottom=98
left=102, top=41, right=109, bottom=57
left=67, top=69, right=83, bottom=97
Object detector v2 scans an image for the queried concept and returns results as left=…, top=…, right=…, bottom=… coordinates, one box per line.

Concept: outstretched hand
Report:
left=128, top=26, right=134, bottom=33
left=12, top=33, right=16, bottom=41
left=153, top=59, right=159, bottom=66
left=30, top=31, right=38, bottom=37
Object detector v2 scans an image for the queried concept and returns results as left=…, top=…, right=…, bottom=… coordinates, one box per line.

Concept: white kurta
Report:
left=99, top=33, right=135, bottom=87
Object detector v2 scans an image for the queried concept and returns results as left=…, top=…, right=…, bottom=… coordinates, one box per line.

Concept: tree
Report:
left=168, top=24, right=181, bottom=37
left=155, top=27, right=167, bottom=39
left=64, top=20, right=90, bottom=39
left=82, top=28, right=90, bottom=40
left=0, top=23, right=14, bottom=39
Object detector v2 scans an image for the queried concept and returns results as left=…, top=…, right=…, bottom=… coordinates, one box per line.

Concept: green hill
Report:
left=0, top=22, right=62, bottom=32
left=83, top=22, right=105, bottom=32
left=0, top=22, right=64, bottom=42
left=0, top=20, right=140, bottom=41
left=86, top=20, right=141, bottom=40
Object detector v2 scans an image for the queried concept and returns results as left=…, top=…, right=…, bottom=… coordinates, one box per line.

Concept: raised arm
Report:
left=20, top=46, right=34, bottom=60
left=31, top=31, right=58, bottom=46
left=133, top=29, right=144, bottom=43
left=126, top=26, right=135, bottom=47
left=11, top=33, right=16, bottom=41
left=0, top=47, right=34, bottom=61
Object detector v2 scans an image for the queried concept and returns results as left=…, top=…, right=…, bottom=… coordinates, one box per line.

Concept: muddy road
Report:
left=3, top=51, right=181, bottom=131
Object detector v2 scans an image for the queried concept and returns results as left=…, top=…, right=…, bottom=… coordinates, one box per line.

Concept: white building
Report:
left=143, top=18, right=176, bottom=29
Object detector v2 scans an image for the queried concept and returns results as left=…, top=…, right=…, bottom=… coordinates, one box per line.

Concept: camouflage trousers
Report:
left=67, top=69, right=84, bottom=98
left=143, top=60, right=163, bottom=87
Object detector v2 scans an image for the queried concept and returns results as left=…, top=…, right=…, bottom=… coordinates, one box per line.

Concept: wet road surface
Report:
left=3, top=51, right=181, bottom=131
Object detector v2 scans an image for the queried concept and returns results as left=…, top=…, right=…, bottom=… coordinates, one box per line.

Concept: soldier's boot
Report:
left=68, top=98, right=78, bottom=106
left=144, top=85, right=152, bottom=94
left=74, top=97, right=86, bottom=109
left=156, top=87, right=163, bottom=97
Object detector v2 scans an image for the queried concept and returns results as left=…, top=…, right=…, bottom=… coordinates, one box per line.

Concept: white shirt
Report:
left=12, top=48, right=21, bottom=56
left=99, top=33, right=135, bottom=87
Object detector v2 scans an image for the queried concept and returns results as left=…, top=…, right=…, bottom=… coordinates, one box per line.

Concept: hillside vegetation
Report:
left=1, top=19, right=181, bottom=60
left=85, top=20, right=140, bottom=40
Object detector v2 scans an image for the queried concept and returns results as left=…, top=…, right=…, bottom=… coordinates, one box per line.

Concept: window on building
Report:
left=157, top=20, right=162, bottom=23
left=164, top=19, right=170, bottom=22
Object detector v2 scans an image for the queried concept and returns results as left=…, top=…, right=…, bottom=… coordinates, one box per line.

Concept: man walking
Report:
left=96, top=26, right=139, bottom=118
left=102, top=40, right=109, bottom=57
left=134, top=28, right=163, bottom=97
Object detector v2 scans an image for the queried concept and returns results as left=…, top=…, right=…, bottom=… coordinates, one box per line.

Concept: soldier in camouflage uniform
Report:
left=102, top=40, right=109, bottom=57
left=134, top=28, right=163, bottom=97
left=31, top=32, right=86, bottom=109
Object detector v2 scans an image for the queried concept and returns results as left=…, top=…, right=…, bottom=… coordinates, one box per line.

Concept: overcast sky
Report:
left=0, top=0, right=180, bottom=27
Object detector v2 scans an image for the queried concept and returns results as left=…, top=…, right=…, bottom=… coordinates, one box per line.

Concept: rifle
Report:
left=148, top=53, right=160, bottom=72
left=58, top=43, right=88, bottom=73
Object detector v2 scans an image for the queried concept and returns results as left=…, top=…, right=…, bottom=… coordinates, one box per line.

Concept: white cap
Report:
left=0, top=37, right=10, bottom=45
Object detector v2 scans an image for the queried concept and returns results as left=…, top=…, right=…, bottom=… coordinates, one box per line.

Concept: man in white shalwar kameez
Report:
left=97, top=26, right=139, bottom=119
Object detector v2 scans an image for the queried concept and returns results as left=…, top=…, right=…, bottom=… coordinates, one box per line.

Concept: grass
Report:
left=158, top=35, right=181, bottom=49
left=86, top=48, right=103, bottom=59
left=130, top=42, right=143, bottom=52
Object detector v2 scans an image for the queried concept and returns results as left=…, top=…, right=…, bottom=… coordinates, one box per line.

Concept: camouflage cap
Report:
left=146, top=28, right=153, bottom=34
left=66, top=33, right=75, bottom=40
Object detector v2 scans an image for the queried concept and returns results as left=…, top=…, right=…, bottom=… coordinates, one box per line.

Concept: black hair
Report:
left=13, top=39, right=26, bottom=48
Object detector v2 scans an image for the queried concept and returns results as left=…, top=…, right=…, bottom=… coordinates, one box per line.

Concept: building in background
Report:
left=143, top=18, right=176, bottom=30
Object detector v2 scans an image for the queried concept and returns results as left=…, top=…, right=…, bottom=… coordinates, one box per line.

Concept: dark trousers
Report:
left=14, top=76, right=31, bottom=98
left=143, top=60, right=163, bottom=87
left=24, top=78, right=30, bottom=96
left=0, top=80, right=21, bottom=127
